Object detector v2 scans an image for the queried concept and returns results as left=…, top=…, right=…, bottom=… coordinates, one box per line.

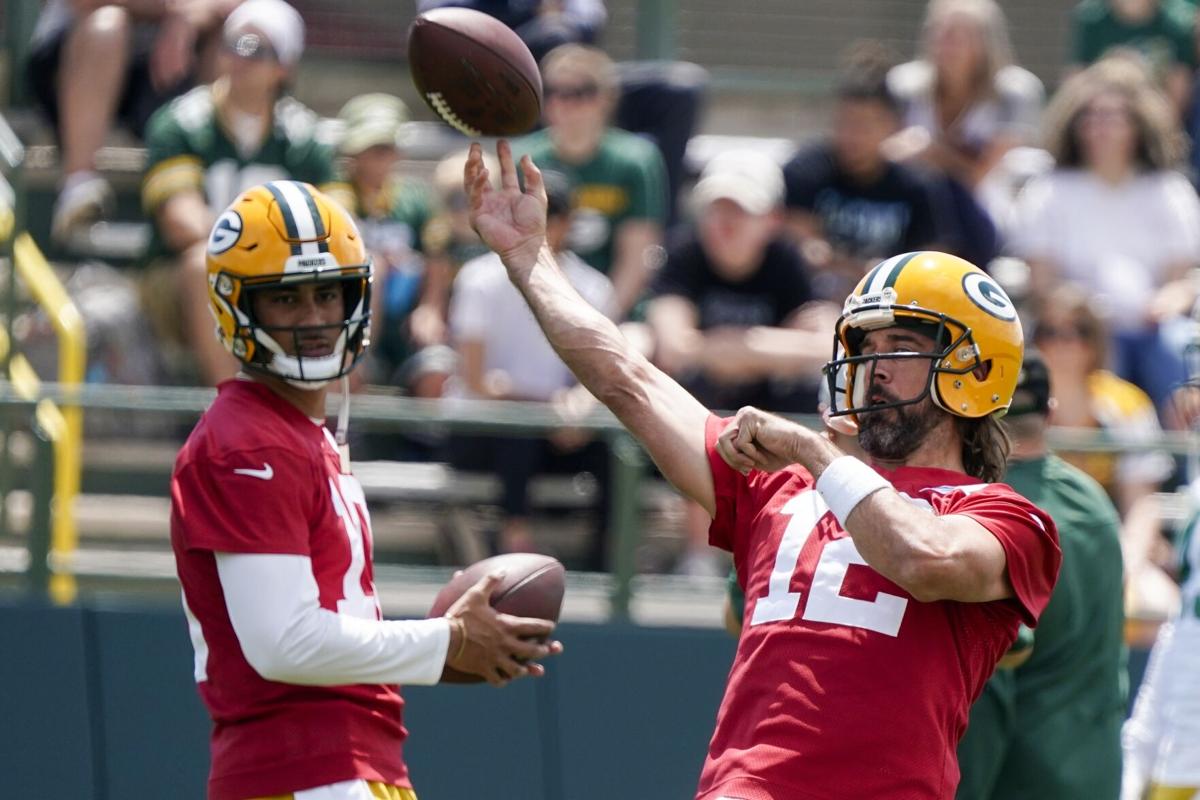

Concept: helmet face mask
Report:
left=207, top=181, right=373, bottom=388
left=824, top=252, right=1023, bottom=423
left=235, top=271, right=371, bottom=388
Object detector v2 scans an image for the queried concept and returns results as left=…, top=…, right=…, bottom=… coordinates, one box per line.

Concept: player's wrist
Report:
left=445, top=616, right=468, bottom=666
left=816, top=456, right=891, bottom=526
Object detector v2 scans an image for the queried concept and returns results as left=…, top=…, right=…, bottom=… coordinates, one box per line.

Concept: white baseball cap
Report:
left=224, top=0, right=305, bottom=67
left=691, top=150, right=785, bottom=215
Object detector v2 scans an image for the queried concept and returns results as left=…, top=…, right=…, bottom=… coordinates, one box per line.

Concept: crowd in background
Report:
left=17, top=0, right=1200, bottom=588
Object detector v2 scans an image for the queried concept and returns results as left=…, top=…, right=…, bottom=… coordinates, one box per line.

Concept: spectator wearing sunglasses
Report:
left=140, top=0, right=337, bottom=386
left=26, top=0, right=239, bottom=243
left=516, top=44, right=668, bottom=319
left=1034, top=283, right=1178, bottom=633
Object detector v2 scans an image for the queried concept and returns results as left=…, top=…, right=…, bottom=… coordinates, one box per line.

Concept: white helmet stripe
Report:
left=865, top=252, right=910, bottom=295
left=271, top=180, right=322, bottom=260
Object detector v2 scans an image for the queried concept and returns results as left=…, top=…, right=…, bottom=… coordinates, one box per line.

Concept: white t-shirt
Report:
left=1010, top=169, right=1200, bottom=324
left=448, top=250, right=616, bottom=401
left=888, top=61, right=1045, bottom=153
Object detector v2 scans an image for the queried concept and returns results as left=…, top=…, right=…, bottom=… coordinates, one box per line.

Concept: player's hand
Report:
left=444, top=572, right=563, bottom=687
left=716, top=406, right=802, bottom=475
left=465, top=140, right=547, bottom=273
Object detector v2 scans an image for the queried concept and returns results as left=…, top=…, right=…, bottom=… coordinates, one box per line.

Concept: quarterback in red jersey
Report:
left=464, top=141, right=1061, bottom=800
left=171, top=180, right=561, bottom=800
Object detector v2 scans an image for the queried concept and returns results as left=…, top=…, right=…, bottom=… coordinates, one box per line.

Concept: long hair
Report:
left=1042, top=55, right=1184, bottom=170
left=957, top=413, right=1011, bottom=483
left=920, top=0, right=1015, bottom=98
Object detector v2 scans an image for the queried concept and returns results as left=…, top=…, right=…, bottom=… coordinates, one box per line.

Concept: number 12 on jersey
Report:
left=749, top=489, right=908, bottom=636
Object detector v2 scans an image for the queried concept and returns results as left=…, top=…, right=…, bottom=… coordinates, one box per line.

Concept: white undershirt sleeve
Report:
left=215, top=552, right=450, bottom=686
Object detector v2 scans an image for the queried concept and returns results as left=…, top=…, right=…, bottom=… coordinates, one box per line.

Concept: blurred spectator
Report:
left=1071, top=0, right=1195, bottom=114
left=614, top=61, right=709, bottom=228
left=141, top=0, right=336, bottom=386
left=447, top=171, right=614, bottom=564
left=1123, top=315, right=1200, bottom=800
left=645, top=150, right=828, bottom=575
left=784, top=45, right=957, bottom=301
left=1034, top=285, right=1175, bottom=590
left=417, top=0, right=607, bottom=63
left=422, top=148, right=499, bottom=273
left=887, top=0, right=1044, bottom=232
left=517, top=44, right=668, bottom=318
left=327, top=93, right=452, bottom=397
left=27, top=0, right=237, bottom=242
left=1011, top=57, right=1200, bottom=410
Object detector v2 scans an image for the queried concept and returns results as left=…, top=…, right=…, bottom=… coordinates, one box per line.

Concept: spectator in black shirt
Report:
left=784, top=48, right=957, bottom=300
left=647, top=149, right=831, bottom=574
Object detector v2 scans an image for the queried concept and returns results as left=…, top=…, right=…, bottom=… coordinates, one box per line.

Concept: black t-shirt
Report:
left=651, top=232, right=818, bottom=412
left=653, top=234, right=813, bottom=330
left=783, top=141, right=948, bottom=260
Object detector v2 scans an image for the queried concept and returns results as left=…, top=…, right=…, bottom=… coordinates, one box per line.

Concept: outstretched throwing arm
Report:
left=466, top=141, right=716, bottom=515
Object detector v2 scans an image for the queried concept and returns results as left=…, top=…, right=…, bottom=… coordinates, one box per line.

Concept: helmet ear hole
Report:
left=973, top=359, right=993, bottom=381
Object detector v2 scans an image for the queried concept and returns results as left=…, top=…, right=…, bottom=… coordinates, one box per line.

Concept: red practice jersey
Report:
left=171, top=379, right=409, bottom=800
left=696, top=415, right=1060, bottom=800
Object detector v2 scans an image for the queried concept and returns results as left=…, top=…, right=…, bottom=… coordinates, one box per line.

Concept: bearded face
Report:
left=855, top=384, right=945, bottom=461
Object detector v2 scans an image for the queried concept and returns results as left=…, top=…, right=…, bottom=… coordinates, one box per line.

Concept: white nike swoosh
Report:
left=232, top=464, right=274, bottom=480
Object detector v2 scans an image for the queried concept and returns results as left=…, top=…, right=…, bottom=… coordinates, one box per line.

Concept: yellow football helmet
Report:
left=206, top=181, right=371, bottom=387
left=825, top=251, right=1024, bottom=421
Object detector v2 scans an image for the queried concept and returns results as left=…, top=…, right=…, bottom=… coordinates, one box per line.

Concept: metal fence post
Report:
left=635, top=0, right=678, bottom=61
left=26, top=422, right=53, bottom=599
left=606, top=431, right=646, bottom=620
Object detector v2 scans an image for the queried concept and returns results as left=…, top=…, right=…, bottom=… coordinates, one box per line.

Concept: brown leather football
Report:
left=428, top=553, right=565, bottom=683
left=407, top=8, right=543, bottom=137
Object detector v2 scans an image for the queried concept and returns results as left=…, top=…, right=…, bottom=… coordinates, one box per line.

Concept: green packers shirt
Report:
left=142, top=85, right=335, bottom=259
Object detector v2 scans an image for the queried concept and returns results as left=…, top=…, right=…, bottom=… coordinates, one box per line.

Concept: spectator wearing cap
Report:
left=141, top=0, right=337, bottom=386
left=27, top=0, right=238, bottom=243
left=446, top=171, right=616, bottom=565
left=645, top=150, right=828, bottom=575
left=326, top=94, right=452, bottom=399
left=956, top=350, right=1126, bottom=800
left=516, top=44, right=668, bottom=318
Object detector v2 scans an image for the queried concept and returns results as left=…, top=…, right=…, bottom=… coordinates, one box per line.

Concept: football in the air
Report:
left=428, top=552, right=565, bottom=683
left=407, top=8, right=543, bottom=137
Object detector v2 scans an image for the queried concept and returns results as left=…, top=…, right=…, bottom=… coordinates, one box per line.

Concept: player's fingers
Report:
left=545, top=639, right=564, bottom=655
left=716, top=436, right=755, bottom=475
left=520, top=155, right=546, bottom=204
left=507, top=637, right=551, bottom=662
left=500, top=614, right=556, bottom=638
left=471, top=571, right=507, bottom=600
left=496, top=139, right=520, bottom=191
left=496, top=655, right=528, bottom=680
left=525, top=662, right=547, bottom=678
left=464, top=143, right=482, bottom=191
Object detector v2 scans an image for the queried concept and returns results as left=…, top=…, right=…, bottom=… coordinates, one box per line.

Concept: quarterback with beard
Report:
left=464, top=140, right=1062, bottom=800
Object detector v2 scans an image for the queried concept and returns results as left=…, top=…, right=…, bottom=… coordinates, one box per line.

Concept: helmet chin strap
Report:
left=335, top=374, right=351, bottom=472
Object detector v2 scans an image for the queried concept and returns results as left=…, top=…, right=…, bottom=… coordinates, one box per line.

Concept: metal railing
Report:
left=0, top=110, right=87, bottom=604
left=1, top=381, right=1198, bottom=620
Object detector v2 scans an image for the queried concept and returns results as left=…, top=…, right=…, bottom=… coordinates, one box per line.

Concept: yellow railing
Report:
left=10, top=232, right=86, bottom=604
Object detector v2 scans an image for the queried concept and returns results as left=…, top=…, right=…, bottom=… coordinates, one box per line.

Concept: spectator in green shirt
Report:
left=326, top=94, right=452, bottom=397
left=956, top=350, right=1126, bottom=800
left=517, top=44, right=668, bottom=318
left=1072, top=0, right=1196, bottom=114
left=141, top=0, right=336, bottom=385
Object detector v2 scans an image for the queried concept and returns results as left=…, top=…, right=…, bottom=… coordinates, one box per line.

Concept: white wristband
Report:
left=816, top=456, right=892, bottom=527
